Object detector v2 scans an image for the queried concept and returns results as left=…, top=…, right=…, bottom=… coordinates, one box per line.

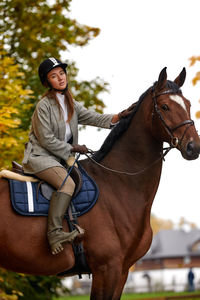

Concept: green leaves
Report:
left=0, top=0, right=100, bottom=71
left=0, top=0, right=108, bottom=130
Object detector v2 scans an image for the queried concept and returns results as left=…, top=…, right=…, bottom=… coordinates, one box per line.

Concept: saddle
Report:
left=10, top=161, right=96, bottom=278
left=11, top=161, right=83, bottom=198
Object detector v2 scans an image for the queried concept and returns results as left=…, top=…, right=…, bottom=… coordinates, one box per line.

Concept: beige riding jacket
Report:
left=22, top=95, right=114, bottom=174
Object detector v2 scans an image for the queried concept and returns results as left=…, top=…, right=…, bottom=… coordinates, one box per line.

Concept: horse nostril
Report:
left=186, top=141, right=199, bottom=159
left=187, top=142, right=194, bottom=153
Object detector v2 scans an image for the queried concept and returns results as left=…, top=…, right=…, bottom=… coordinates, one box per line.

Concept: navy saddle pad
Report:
left=9, top=164, right=99, bottom=217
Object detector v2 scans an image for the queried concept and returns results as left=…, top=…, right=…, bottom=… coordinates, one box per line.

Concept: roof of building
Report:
left=141, top=229, right=200, bottom=260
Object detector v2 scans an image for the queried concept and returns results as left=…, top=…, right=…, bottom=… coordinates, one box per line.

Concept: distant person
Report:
left=188, top=268, right=195, bottom=292
left=143, top=273, right=152, bottom=292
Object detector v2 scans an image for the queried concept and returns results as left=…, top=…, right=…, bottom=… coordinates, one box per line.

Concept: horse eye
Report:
left=161, top=104, right=169, bottom=111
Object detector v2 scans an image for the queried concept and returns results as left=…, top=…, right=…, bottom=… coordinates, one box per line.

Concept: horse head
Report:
left=150, top=67, right=200, bottom=160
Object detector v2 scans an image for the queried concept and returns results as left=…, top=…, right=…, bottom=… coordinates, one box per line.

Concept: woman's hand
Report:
left=71, top=144, right=89, bottom=154
left=111, top=102, right=137, bottom=124
left=118, top=102, right=137, bottom=119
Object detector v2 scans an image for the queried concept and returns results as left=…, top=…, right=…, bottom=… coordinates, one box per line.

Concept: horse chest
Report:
left=128, top=221, right=153, bottom=265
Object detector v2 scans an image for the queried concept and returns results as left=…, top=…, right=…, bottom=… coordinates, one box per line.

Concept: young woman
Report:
left=22, top=57, right=133, bottom=255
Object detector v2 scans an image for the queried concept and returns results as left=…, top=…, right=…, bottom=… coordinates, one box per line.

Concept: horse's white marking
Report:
left=170, top=95, right=186, bottom=111
left=26, top=181, right=34, bottom=212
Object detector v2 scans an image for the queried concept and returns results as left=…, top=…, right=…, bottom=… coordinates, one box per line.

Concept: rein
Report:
left=84, top=87, right=194, bottom=176
left=85, top=146, right=171, bottom=176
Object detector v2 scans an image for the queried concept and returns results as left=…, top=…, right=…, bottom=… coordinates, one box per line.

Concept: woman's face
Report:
left=47, top=67, right=67, bottom=90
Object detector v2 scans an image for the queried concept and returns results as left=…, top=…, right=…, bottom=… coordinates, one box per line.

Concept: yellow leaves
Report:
left=190, top=55, right=200, bottom=117
left=189, top=55, right=200, bottom=66
left=151, top=214, right=174, bottom=235
left=195, top=110, right=200, bottom=119
left=0, top=287, right=23, bottom=299
left=0, top=136, right=19, bottom=147
left=0, top=291, right=18, bottom=300
left=189, top=56, right=200, bottom=86
left=192, top=71, right=200, bottom=86
left=151, top=215, right=197, bottom=235
left=12, top=290, right=23, bottom=297
left=0, top=46, right=34, bottom=168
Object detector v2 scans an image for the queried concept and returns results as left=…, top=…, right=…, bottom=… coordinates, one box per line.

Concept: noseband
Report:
left=152, top=87, right=194, bottom=148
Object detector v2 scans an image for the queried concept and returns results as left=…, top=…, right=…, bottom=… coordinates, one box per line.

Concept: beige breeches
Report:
left=36, top=167, right=75, bottom=196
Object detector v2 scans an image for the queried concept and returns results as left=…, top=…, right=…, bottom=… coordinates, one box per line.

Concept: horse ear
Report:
left=155, top=67, right=167, bottom=91
left=174, top=67, right=186, bottom=87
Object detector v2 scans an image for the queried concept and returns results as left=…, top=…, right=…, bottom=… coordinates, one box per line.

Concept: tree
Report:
left=178, top=217, right=197, bottom=230
left=0, top=45, right=33, bottom=168
left=151, top=214, right=174, bottom=235
left=0, top=0, right=109, bottom=298
left=0, top=0, right=109, bottom=130
left=0, top=268, right=67, bottom=300
left=189, top=56, right=200, bottom=118
left=151, top=215, right=197, bottom=235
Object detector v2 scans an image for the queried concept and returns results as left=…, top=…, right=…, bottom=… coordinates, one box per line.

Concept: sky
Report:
left=62, top=0, right=200, bottom=227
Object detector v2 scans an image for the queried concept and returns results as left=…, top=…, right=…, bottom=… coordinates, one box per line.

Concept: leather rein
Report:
left=85, top=88, right=194, bottom=176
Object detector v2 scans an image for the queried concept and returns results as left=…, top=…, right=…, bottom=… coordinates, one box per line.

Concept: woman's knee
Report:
left=36, top=167, right=75, bottom=195
left=60, top=176, right=75, bottom=196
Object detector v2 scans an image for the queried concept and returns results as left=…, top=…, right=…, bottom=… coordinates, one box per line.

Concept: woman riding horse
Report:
left=0, top=67, right=199, bottom=299
left=22, top=57, right=134, bottom=255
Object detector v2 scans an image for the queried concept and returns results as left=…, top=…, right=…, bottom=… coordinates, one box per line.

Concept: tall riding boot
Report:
left=47, top=191, right=84, bottom=255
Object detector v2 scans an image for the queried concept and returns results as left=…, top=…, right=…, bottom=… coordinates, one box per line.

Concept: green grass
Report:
left=55, top=290, right=200, bottom=300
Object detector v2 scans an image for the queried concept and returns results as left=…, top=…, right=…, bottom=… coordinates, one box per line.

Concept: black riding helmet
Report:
left=38, top=57, right=68, bottom=86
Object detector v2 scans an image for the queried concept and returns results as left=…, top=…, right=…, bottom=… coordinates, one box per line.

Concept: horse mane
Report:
left=166, top=80, right=182, bottom=93
left=92, top=87, right=151, bottom=162
left=92, top=80, right=181, bottom=162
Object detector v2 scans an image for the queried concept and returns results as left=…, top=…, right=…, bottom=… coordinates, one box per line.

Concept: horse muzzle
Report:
left=180, top=140, right=200, bottom=160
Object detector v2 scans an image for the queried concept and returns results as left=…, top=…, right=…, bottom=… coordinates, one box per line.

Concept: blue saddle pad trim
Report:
left=9, top=164, right=99, bottom=217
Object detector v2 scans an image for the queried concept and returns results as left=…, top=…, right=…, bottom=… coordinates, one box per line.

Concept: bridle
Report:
left=151, top=86, right=194, bottom=149
left=83, top=86, right=194, bottom=176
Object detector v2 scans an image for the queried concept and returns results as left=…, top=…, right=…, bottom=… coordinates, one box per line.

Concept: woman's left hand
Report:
left=71, top=144, right=89, bottom=154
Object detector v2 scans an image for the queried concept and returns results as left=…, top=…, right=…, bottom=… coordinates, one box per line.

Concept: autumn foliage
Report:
left=0, top=0, right=107, bottom=298
left=0, top=0, right=108, bottom=170
left=189, top=55, right=200, bottom=118
left=0, top=47, right=33, bottom=168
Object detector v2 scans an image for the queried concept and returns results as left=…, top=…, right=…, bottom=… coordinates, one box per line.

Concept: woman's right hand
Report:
left=71, top=144, right=89, bottom=154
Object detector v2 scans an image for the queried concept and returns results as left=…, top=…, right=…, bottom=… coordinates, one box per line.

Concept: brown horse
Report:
left=0, top=67, right=199, bottom=299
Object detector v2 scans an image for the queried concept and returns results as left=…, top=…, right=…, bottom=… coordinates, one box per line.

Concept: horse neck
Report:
left=97, top=98, right=164, bottom=254
left=103, top=98, right=163, bottom=169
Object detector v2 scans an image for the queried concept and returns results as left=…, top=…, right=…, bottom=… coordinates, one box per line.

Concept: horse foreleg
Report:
left=90, top=265, right=128, bottom=300
left=113, top=271, right=129, bottom=299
